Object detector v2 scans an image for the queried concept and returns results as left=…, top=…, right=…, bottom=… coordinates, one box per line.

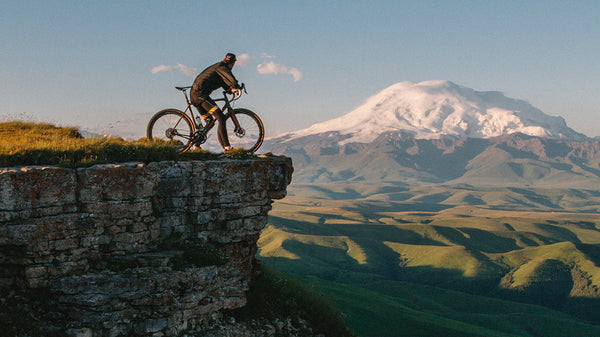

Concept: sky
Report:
left=2, top=0, right=600, bottom=139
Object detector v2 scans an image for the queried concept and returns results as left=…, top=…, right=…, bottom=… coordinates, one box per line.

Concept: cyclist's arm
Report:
left=216, top=66, right=241, bottom=91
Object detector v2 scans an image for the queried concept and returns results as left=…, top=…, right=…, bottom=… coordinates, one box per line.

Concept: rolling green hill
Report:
left=299, top=276, right=600, bottom=337
left=259, top=184, right=600, bottom=334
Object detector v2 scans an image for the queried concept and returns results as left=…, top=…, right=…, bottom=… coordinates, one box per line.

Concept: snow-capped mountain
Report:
left=281, top=80, right=585, bottom=144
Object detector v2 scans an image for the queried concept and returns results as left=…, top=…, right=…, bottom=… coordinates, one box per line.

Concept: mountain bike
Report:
left=146, top=83, right=264, bottom=153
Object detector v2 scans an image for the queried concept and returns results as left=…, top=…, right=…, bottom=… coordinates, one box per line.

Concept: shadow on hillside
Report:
left=386, top=138, right=492, bottom=181
left=269, top=216, right=446, bottom=246
left=534, top=223, right=582, bottom=243
left=576, top=243, right=600, bottom=265
left=261, top=252, right=600, bottom=325
left=497, top=144, right=540, bottom=160
left=433, top=226, right=522, bottom=253
left=295, top=185, right=364, bottom=200
left=347, top=201, right=453, bottom=213
left=507, top=187, right=560, bottom=208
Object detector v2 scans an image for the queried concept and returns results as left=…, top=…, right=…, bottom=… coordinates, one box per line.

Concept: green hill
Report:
left=260, top=186, right=600, bottom=331
left=300, top=276, right=600, bottom=337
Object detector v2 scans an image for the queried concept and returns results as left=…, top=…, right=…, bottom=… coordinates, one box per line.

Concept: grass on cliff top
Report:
left=0, top=121, right=252, bottom=168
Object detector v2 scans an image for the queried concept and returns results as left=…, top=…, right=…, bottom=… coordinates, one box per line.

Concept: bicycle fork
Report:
left=229, top=113, right=245, bottom=136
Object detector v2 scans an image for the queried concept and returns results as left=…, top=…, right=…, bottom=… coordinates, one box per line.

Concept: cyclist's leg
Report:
left=193, top=95, right=230, bottom=150
left=192, top=97, right=213, bottom=122
left=208, top=106, right=230, bottom=150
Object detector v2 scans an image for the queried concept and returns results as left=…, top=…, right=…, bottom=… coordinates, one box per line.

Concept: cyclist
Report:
left=190, top=53, right=242, bottom=152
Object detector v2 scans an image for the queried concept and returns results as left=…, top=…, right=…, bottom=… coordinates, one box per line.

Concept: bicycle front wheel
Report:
left=147, top=109, right=194, bottom=153
left=225, top=108, right=265, bottom=153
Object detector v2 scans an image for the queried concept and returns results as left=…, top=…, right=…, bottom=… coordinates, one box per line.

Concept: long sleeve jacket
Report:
left=191, top=62, right=240, bottom=99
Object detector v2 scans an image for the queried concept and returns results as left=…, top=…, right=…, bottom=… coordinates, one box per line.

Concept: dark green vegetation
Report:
left=0, top=290, right=64, bottom=337
left=0, top=121, right=251, bottom=168
left=234, top=265, right=355, bottom=336
left=260, top=183, right=600, bottom=336
left=159, top=234, right=229, bottom=270
left=301, top=275, right=600, bottom=337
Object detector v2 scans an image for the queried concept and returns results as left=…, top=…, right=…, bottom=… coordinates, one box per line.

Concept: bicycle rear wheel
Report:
left=147, top=109, right=194, bottom=153
left=225, top=108, right=264, bottom=153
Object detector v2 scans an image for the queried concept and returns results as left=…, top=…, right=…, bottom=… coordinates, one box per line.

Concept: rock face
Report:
left=0, top=156, right=293, bottom=336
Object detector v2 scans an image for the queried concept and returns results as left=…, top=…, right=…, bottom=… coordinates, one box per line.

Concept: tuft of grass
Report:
left=0, top=121, right=231, bottom=168
left=224, top=147, right=257, bottom=160
left=234, top=264, right=356, bottom=337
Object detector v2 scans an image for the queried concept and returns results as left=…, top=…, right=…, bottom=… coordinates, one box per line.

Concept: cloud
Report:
left=288, top=68, right=303, bottom=82
left=151, top=63, right=197, bottom=77
left=260, top=53, right=276, bottom=59
left=257, top=61, right=303, bottom=82
left=236, top=53, right=251, bottom=66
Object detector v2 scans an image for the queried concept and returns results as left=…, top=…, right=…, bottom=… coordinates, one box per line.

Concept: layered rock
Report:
left=0, top=156, right=292, bottom=336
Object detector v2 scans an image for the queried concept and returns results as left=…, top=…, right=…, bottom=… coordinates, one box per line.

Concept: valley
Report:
left=259, top=184, right=600, bottom=336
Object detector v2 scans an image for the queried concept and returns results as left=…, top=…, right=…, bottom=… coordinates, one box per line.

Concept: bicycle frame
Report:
left=177, top=86, right=244, bottom=133
left=148, top=82, right=263, bottom=153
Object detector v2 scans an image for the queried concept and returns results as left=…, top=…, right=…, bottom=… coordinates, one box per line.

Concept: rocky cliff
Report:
left=0, top=156, right=293, bottom=336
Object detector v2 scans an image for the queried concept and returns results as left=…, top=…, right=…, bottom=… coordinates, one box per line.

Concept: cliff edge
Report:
left=0, top=156, right=293, bottom=336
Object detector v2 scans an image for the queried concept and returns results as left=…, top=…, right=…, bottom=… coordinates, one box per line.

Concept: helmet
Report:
left=223, top=53, right=237, bottom=65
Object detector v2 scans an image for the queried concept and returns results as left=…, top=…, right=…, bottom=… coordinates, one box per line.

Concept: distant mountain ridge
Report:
left=265, top=131, right=600, bottom=188
left=263, top=80, right=599, bottom=187
left=278, top=80, right=586, bottom=144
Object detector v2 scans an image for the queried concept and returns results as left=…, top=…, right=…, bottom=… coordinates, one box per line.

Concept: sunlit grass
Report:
left=0, top=121, right=252, bottom=168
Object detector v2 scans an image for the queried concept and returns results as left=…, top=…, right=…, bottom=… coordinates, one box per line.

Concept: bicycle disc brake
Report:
left=234, top=127, right=245, bottom=137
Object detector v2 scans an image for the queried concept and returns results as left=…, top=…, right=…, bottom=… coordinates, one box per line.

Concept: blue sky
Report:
left=2, top=0, right=599, bottom=139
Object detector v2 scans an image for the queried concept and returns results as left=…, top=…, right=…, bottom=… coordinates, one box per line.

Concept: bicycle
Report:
left=146, top=83, right=264, bottom=153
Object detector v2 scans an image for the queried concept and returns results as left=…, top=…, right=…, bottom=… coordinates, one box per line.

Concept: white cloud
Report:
left=260, top=53, right=276, bottom=59
left=257, top=61, right=303, bottom=82
left=151, top=63, right=197, bottom=77
left=236, top=53, right=251, bottom=66
left=288, top=68, right=303, bottom=82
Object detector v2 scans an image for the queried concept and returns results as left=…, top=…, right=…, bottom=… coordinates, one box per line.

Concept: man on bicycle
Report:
left=190, top=53, right=242, bottom=152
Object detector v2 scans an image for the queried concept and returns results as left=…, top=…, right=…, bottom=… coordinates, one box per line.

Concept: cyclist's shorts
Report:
left=192, top=95, right=218, bottom=115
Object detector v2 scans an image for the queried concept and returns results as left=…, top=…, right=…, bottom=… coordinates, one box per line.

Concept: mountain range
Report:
left=263, top=80, right=600, bottom=189
left=277, top=80, right=586, bottom=144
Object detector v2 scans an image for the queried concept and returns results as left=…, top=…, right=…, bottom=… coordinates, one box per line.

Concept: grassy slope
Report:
left=0, top=121, right=245, bottom=168
left=260, top=184, right=600, bottom=334
left=301, top=276, right=600, bottom=337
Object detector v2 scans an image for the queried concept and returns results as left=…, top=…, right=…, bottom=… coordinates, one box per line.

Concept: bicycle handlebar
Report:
left=227, top=83, right=246, bottom=102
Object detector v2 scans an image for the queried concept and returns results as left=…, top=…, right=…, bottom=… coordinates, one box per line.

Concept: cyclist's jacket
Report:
left=191, top=61, right=240, bottom=103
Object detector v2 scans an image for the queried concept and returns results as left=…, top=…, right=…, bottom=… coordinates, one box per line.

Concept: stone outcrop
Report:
left=0, top=156, right=292, bottom=336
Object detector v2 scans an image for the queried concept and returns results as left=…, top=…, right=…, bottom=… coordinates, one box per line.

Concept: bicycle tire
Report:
left=147, top=109, right=195, bottom=153
left=225, top=108, right=265, bottom=153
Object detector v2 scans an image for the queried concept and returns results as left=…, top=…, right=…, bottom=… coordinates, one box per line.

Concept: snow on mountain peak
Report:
left=282, top=80, right=584, bottom=144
